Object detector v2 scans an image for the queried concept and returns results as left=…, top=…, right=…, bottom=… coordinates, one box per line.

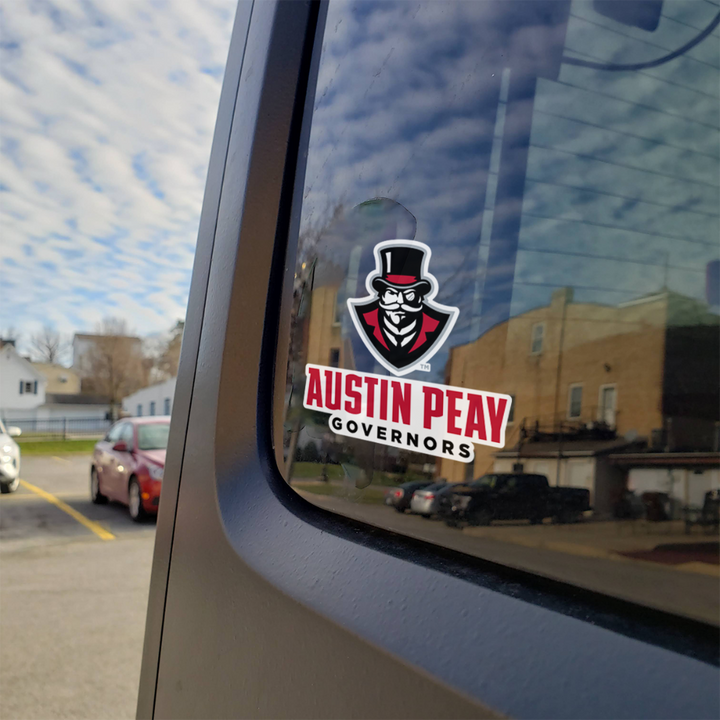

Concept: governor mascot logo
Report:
left=348, top=240, right=459, bottom=376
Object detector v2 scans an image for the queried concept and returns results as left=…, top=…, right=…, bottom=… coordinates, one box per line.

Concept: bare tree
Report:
left=29, top=325, right=69, bottom=364
left=84, top=317, right=147, bottom=418
left=157, top=320, right=184, bottom=379
left=142, top=320, right=184, bottom=382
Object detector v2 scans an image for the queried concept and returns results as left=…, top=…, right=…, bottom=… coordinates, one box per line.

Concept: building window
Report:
left=20, top=380, right=35, bottom=394
left=164, top=398, right=171, bottom=415
left=149, top=401, right=156, bottom=416
left=507, top=395, right=515, bottom=423
left=333, top=292, right=342, bottom=325
left=329, top=348, right=340, bottom=367
left=568, top=384, right=583, bottom=419
left=137, top=404, right=142, bottom=417
left=599, top=385, right=617, bottom=427
left=530, top=323, right=544, bottom=355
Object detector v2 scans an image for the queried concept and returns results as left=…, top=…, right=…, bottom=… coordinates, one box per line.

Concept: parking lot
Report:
left=1, top=456, right=717, bottom=719
left=0, top=454, right=155, bottom=720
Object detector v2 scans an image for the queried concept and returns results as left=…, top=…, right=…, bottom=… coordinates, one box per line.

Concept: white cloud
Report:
left=0, top=0, right=236, bottom=344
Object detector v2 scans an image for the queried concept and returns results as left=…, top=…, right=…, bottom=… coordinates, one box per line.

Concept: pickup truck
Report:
left=439, top=473, right=590, bottom=526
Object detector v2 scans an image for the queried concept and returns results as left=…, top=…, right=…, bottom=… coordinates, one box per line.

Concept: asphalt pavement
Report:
left=0, top=454, right=155, bottom=720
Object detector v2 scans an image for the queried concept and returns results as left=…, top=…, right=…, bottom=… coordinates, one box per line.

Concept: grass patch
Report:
left=291, top=462, right=344, bottom=480
left=292, top=480, right=387, bottom=505
left=17, top=439, right=97, bottom=456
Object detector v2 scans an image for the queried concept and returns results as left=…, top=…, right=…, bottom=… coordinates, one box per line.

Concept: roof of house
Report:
left=1, top=344, right=47, bottom=380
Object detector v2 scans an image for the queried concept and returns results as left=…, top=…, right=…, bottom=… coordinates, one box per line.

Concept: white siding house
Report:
left=0, top=343, right=47, bottom=418
left=122, top=377, right=176, bottom=418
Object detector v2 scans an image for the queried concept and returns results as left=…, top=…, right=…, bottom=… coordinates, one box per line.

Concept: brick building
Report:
left=438, top=289, right=720, bottom=500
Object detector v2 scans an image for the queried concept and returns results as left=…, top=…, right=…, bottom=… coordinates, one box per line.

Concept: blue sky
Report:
left=0, top=0, right=236, bottom=345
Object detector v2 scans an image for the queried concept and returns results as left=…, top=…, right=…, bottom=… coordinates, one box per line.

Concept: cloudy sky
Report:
left=300, top=0, right=719, bottom=381
left=1, top=0, right=237, bottom=347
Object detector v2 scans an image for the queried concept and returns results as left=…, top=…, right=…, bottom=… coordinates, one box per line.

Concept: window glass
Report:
left=106, top=423, right=123, bottom=443
left=120, top=423, right=134, bottom=448
left=149, top=401, right=156, bottom=417
left=279, top=0, right=720, bottom=625
left=530, top=323, right=545, bottom=355
left=568, top=385, right=583, bottom=418
left=137, top=404, right=143, bottom=417
left=137, top=423, right=170, bottom=451
left=164, top=398, right=171, bottom=415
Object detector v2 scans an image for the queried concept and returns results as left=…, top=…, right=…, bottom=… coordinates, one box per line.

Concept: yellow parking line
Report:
left=18, top=480, right=115, bottom=541
left=52, top=456, right=71, bottom=464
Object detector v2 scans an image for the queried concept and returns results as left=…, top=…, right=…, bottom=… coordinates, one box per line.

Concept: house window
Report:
left=149, top=401, right=156, bottom=416
left=568, top=385, right=583, bottom=419
left=530, top=323, right=544, bottom=355
left=20, top=380, right=35, bottom=394
left=329, top=348, right=340, bottom=368
left=507, top=395, right=515, bottom=423
left=164, top=398, right=171, bottom=415
left=599, top=385, right=617, bottom=427
left=137, top=404, right=142, bottom=417
left=333, top=292, right=342, bottom=325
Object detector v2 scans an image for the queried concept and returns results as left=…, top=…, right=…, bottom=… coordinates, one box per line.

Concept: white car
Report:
left=0, top=418, right=22, bottom=493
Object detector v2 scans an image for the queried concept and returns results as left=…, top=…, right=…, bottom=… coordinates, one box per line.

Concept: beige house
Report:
left=31, top=363, right=81, bottom=394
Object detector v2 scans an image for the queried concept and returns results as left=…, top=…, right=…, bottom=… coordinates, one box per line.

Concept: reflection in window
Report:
left=568, top=385, right=583, bottom=419
left=280, top=0, right=720, bottom=626
left=530, top=323, right=545, bottom=355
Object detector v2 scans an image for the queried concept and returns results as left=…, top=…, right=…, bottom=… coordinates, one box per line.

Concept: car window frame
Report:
left=138, top=3, right=720, bottom=718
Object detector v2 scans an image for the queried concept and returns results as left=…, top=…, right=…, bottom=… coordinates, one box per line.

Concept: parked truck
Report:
left=439, top=473, right=590, bottom=527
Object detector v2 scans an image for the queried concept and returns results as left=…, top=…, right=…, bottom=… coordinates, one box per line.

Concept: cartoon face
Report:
left=347, top=240, right=459, bottom=375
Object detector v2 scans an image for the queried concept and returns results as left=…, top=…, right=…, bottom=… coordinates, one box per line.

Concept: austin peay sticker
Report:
left=347, top=240, right=458, bottom=377
left=302, top=239, right=512, bottom=463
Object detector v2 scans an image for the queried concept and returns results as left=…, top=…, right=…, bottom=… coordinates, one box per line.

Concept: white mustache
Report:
left=380, top=302, right=421, bottom=313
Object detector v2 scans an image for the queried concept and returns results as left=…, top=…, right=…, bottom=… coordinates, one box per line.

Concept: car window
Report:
left=137, top=423, right=170, bottom=451
left=105, top=423, right=124, bottom=443
left=278, top=0, right=720, bottom=627
left=120, top=424, right=135, bottom=449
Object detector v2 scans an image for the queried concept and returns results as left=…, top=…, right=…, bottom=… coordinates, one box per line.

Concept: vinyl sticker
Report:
left=347, top=240, right=459, bottom=377
left=303, top=364, right=513, bottom=463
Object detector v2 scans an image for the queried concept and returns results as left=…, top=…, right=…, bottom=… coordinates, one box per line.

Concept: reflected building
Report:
left=440, top=287, right=719, bottom=515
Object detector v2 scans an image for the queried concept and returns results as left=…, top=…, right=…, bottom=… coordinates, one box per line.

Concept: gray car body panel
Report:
left=137, top=2, right=720, bottom=718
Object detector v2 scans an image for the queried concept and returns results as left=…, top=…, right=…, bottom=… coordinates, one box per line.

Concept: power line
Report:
left=533, top=107, right=719, bottom=161
left=523, top=207, right=720, bottom=252
left=565, top=11, right=720, bottom=72
left=550, top=77, right=720, bottom=133
left=524, top=177, right=719, bottom=220
left=530, top=141, right=719, bottom=192
left=560, top=46, right=719, bottom=100
left=517, top=246, right=709, bottom=274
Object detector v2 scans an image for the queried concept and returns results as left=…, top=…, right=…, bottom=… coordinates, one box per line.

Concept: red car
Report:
left=91, top=417, right=170, bottom=521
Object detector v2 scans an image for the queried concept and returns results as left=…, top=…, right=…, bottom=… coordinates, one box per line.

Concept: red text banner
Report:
left=303, top=364, right=512, bottom=463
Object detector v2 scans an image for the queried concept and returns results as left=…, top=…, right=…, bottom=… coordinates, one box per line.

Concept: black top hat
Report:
left=371, top=245, right=432, bottom=295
